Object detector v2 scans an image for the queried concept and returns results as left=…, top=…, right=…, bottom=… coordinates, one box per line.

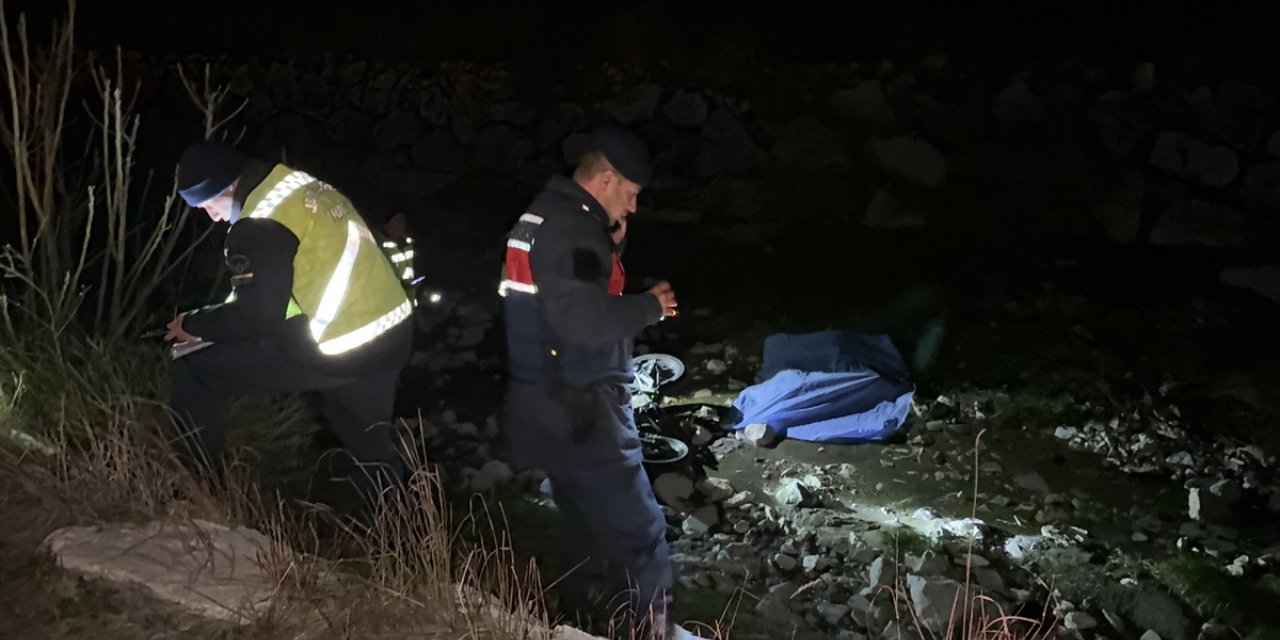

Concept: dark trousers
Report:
left=504, top=379, right=674, bottom=629
left=549, top=464, right=673, bottom=629
left=168, top=337, right=408, bottom=496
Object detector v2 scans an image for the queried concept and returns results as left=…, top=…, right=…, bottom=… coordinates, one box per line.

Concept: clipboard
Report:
left=170, top=339, right=214, bottom=360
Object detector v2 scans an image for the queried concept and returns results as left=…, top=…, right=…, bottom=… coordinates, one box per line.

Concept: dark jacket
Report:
left=502, top=175, right=662, bottom=387
left=183, top=161, right=410, bottom=378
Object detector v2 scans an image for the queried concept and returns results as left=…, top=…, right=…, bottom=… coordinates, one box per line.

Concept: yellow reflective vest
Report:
left=243, top=164, right=412, bottom=355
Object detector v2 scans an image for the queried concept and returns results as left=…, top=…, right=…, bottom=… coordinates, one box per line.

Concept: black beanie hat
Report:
left=587, top=124, right=652, bottom=187
left=177, top=140, right=248, bottom=206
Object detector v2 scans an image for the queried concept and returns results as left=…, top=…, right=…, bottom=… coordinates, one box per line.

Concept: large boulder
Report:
left=44, top=519, right=285, bottom=623
left=868, top=137, right=948, bottom=188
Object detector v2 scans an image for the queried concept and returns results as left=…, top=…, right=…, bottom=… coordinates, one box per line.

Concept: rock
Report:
left=1239, top=161, right=1280, bottom=210
left=724, top=491, right=755, bottom=508
left=863, top=189, right=927, bottom=228
left=551, top=624, right=611, bottom=640
left=906, top=574, right=965, bottom=634
left=867, top=556, right=895, bottom=590
left=1103, top=608, right=1126, bottom=633
left=1182, top=140, right=1239, bottom=188
left=1149, top=132, right=1185, bottom=174
left=774, top=553, right=799, bottom=571
left=471, top=124, right=525, bottom=172
left=1149, top=132, right=1239, bottom=187
left=714, top=556, right=754, bottom=578
left=662, top=89, right=709, bottom=127
left=534, top=102, right=586, bottom=152
left=1094, top=172, right=1146, bottom=243
left=44, top=519, right=284, bottom=623
left=973, top=567, right=1006, bottom=594
left=697, top=477, right=735, bottom=503
left=374, top=109, right=424, bottom=152
left=1133, top=62, right=1156, bottom=91
left=1123, top=588, right=1190, bottom=640
left=704, top=359, right=729, bottom=375
left=649, top=208, right=701, bottom=225
left=992, top=79, right=1045, bottom=123
left=1088, top=91, right=1152, bottom=156
left=326, top=107, right=375, bottom=145
left=1200, top=79, right=1269, bottom=152
left=1188, top=479, right=1243, bottom=521
left=682, top=505, right=720, bottom=536
left=771, top=116, right=851, bottom=170
left=1268, top=130, right=1280, bottom=158
left=1220, top=266, right=1280, bottom=304
left=860, top=530, right=888, bottom=549
left=655, top=473, right=696, bottom=510
left=756, top=581, right=800, bottom=619
left=561, top=132, right=592, bottom=165
left=490, top=101, right=536, bottom=128
left=1150, top=200, right=1245, bottom=248
left=604, top=83, right=663, bottom=124
left=768, top=477, right=818, bottom=508
left=744, top=423, right=780, bottom=447
left=469, top=460, right=514, bottom=492
left=905, top=552, right=950, bottom=576
left=802, top=554, right=832, bottom=573
left=1140, top=632, right=1163, bottom=640
left=1014, top=472, right=1051, bottom=495
left=695, top=110, right=766, bottom=177
left=829, top=80, right=896, bottom=123
left=1064, top=611, right=1098, bottom=630
left=1055, top=426, right=1080, bottom=440
left=868, top=137, right=947, bottom=188
left=1132, top=532, right=1149, bottom=542
left=411, top=130, right=468, bottom=172
left=817, top=602, right=851, bottom=626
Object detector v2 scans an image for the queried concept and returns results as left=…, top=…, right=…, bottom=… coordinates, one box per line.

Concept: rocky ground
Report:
left=388, top=225, right=1280, bottom=640
left=9, top=42, right=1280, bottom=639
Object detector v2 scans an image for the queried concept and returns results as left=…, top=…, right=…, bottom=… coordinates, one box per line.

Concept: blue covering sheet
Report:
left=730, top=330, right=915, bottom=443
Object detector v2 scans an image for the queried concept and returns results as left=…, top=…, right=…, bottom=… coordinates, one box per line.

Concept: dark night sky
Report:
left=5, top=1, right=1278, bottom=77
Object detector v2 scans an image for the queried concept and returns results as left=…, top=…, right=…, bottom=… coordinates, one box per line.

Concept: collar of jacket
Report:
left=228, top=160, right=274, bottom=225
left=545, top=174, right=610, bottom=229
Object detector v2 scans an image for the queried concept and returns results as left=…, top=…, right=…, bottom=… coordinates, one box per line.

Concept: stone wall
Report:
left=128, top=52, right=1280, bottom=253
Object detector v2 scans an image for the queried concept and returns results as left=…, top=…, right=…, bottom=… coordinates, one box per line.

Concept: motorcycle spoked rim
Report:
left=639, top=431, right=690, bottom=464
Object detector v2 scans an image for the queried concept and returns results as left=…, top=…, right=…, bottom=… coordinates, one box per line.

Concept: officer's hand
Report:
left=610, top=216, right=628, bottom=246
left=648, top=280, right=678, bottom=318
left=164, top=313, right=199, bottom=342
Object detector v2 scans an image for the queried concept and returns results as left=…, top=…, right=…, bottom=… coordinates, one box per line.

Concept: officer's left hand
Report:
left=164, top=313, right=199, bottom=342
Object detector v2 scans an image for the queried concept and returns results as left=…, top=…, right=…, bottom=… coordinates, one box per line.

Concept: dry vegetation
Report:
left=0, top=2, right=1058, bottom=639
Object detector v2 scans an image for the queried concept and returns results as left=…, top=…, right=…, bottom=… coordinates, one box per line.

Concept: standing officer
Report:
left=165, top=140, right=414, bottom=504
left=498, top=125, right=696, bottom=639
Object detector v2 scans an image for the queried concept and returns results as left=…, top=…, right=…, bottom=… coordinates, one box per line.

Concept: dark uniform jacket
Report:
left=500, top=174, right=662, bottom=388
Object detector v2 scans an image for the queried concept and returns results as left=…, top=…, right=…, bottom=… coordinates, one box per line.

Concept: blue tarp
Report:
left=730, top=330, right=915, bottom=444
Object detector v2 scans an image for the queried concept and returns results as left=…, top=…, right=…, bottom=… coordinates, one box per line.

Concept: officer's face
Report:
left=200, top=194, right=234, bottom=222
left=602, top=173, right=641, bottom=224
left=198, top=188, right=235, bottom=223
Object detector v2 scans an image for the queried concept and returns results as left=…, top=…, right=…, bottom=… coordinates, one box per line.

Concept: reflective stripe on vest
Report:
left=247, top=171, right=316, bottom=220
left=246, top=169, right=408, bottom=355
left=309, top=219, right=363, bottom=341
left=318, top=298, right=413, bottom=355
